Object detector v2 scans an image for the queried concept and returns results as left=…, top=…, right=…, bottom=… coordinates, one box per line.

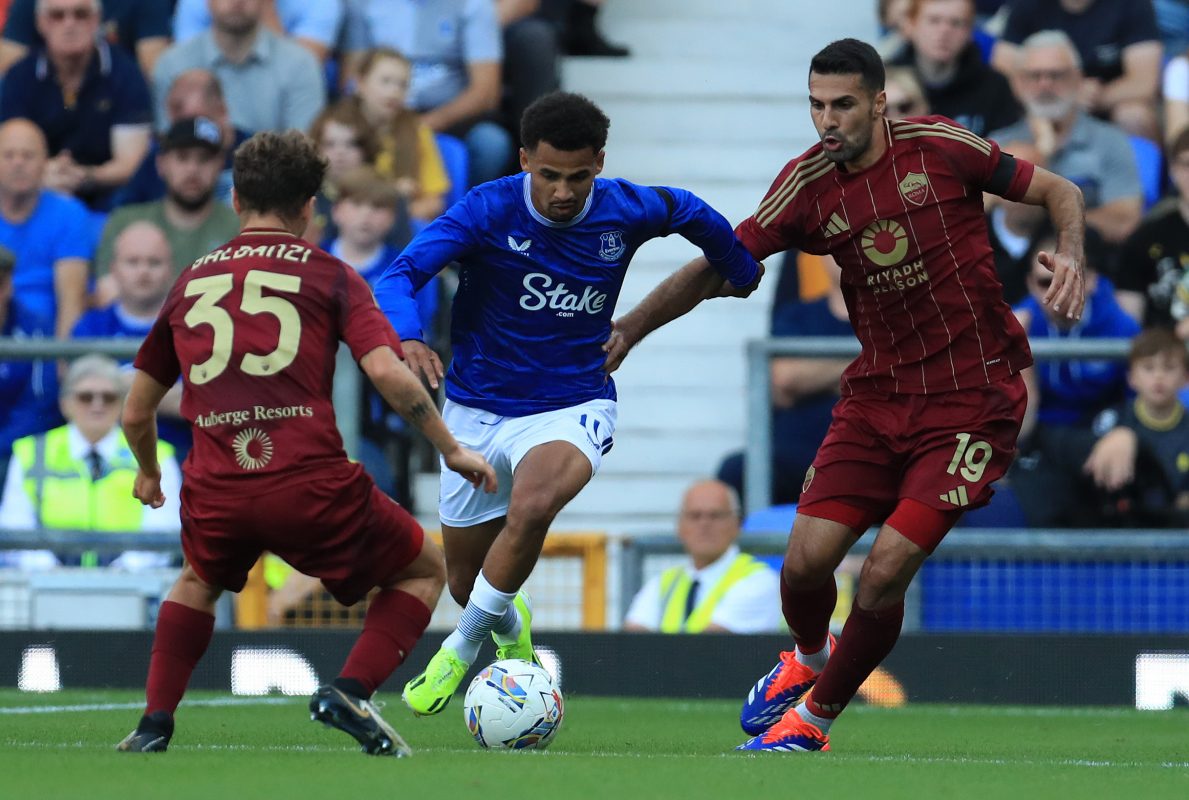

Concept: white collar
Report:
left=685, top=543, right=742, bottom=583
left=521, top=173, right=595, bottom=228
left=66, top=424, right=122, bottom=462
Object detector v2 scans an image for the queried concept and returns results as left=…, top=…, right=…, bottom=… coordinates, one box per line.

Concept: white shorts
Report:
left=438, top=398, right=617, bottom=527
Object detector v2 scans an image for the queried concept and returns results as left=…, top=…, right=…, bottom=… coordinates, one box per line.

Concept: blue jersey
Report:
left=375, top=174, right=759, bottom=416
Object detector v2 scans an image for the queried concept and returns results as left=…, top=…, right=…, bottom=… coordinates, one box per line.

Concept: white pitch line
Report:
left=0, top=697, right=292, bottom=715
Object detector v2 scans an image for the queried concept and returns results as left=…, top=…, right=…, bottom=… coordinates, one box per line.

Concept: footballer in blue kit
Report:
left=376, top=91, right=763, bottom=715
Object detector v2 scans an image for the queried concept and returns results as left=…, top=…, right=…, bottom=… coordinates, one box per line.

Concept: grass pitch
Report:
left=1, top=689, right=1186, bottom=800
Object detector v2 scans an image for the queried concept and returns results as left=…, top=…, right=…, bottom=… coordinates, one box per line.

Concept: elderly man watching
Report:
left=624, top=480, right=782, bottom=634
left=0, top=354, right=181, bottom=569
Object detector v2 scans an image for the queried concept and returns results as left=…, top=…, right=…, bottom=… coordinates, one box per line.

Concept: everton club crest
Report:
left=598, top=230, right=626, bottom=262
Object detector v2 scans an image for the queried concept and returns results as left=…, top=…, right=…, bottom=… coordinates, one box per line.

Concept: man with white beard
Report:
left=988, top=29, right=1143, bottom=246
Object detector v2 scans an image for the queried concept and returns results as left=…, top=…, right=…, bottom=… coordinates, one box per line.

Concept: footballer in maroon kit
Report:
left=115, top=131, right=496, bottom=757
left=605, top=38, right=1086, bottom=751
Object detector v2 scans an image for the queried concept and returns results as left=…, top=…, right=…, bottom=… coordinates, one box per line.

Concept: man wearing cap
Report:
left=94, top=116, right=239, bottom=302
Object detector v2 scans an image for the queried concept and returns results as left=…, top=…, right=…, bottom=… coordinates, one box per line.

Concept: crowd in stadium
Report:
left=0, top=0, right=1187, bottom=578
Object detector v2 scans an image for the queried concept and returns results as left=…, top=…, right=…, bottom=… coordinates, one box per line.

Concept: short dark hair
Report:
left=809, top=38, right=885, bottom=94
left=520, top=91, right=610, bottom=153
left=233, top=131, right=327, bottom=220
left=1129, top=327, right=1189, bottom=369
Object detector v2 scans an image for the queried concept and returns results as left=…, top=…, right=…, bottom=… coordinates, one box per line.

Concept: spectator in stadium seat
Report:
left=0, top=354, right=181, bottom=570
left=152, top=0, right=326, bottom=135
left=624, top=479, right=783, bottom=634
left=1009, top=227, right=1140, bottom=526
left=886, top=0, right=1021, bottom=137
left=342, top=0, right=513, bottom=187
left=716, top=255, right=855, bottom=507
left=94, top=117, right=240, bottom=304
left=0, top=244, right=62, bottom=487
left=120, top=69, right=252, bottom=207
left=1113, top=129, right=1189, bottom=328
left=497, top=1, right=561, bottom=143
left=556, top=0, right=629, bottom=57
left=988, top=30, right=1143, bottom=248
left=991, top=0, right=1162, bottom=140
left=0, top=0, right=169, bottom=78
left=307, top=100, right=382, bottom=245
left=172, top=0, right=344, bottom=64
left=0, top=118, right=91, bottom=338
left=73, top=221, right=191, bottom=457
left=351, top=48, right=450, bottom=224
left=986, top=140, right=1049, bottom=305
left=881, top=66, right=930, bottom=121
left=0, top=0, right=152, bottom=211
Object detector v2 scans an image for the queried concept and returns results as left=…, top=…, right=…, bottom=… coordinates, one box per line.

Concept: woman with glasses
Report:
left=0, top=353, right=181, bottom=569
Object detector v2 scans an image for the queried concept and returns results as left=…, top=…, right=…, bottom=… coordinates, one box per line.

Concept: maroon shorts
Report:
left=180, top=474, right=424, bottom=606
left=798, top=374, right=1027, bottom=535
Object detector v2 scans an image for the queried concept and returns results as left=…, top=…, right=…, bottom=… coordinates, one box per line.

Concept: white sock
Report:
left=491, top=596, right=522, bottom=645
left=795, top=636, right=831, bottom=672
left=442, top=572, right=516, bottom=664
left=793, top=700, right=834, bottom=734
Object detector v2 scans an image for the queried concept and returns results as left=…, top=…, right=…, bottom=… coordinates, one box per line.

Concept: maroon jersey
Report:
left=737, top=116, right=1035, bottom=395
left=134, top=228, right=402, bottom=494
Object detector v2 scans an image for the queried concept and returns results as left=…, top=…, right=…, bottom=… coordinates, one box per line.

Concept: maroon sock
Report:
left=339, top=589, right=432, bottom=697
left=781, top=571, right=837, bottom=653
left=807, top=600, right=904, bottom=718
left=145, top=600, right=215, bottom=716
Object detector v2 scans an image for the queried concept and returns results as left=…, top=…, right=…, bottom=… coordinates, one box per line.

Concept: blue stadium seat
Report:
left=434, top=133, right=470, bottom=210
left=1129, top=134, right=1163, bottom=210
left=742, top=504, right=797, bottom=535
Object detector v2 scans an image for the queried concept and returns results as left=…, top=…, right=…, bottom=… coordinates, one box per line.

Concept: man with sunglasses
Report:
left=608, top=38, right=1086, bottom=752
left=0, top=354, right=181, bottom=569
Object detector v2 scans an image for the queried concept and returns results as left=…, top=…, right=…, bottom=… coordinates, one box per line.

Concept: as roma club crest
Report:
left=898, top=171, right=930, bottom=206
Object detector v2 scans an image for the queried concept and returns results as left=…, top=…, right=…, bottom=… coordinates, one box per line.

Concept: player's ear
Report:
left=874, top=89, right=886, bottom=118
left=231, top=188, right=242, bottom=215
left=595, top=149, right=605, bottom=175
left=519, top=147, right=530, bottom=173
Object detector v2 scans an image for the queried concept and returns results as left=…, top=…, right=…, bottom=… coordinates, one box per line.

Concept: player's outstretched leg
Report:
left=117, top=565, right=220, bottom=753
left=492, top=591, right=541, bottom=666
left=314, top=528, right=442, bottom=754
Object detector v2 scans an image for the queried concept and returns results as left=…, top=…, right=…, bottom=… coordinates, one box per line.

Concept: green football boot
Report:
left=493, top=591, right=541, bottom=666
left=402, top=647, right=469, bottom=716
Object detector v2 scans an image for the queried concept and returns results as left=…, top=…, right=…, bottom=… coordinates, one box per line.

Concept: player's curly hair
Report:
left=520, top=91, right=610, bottom=153
left=232, top=130, right=327, bottom=221
left=810, top=38, right=885, bottom=94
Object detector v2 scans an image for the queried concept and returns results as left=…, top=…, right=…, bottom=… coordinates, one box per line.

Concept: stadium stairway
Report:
left=414, top=0, right=876, bottom=534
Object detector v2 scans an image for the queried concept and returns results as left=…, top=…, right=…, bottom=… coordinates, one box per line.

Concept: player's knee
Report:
left=504, top=498, right=559, bottom=541
left=857, top=557, right=910, bottom=605
left=782, top=558, right=834, bottom=591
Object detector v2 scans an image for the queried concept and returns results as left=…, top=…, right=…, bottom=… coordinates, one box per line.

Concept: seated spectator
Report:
left=0, top=244, right=62, bottom=483
left=717, top=255, right=853, bottom=506
left=991, top=0, right=1162, bottom=139
left=623, top=479, right=782, bottom=633
left=0, top=354, right=181, bottom=569
left=0, top=118, right=91, bottom=338
left=306, top=100, right=382, bottom=244
left=0, top=0, right=170, bottom=77
left=343, top=0, right=512, bottom=186
left=887, top=0, right=1021, bottom=136
left=554, top=0, right=629, bottom=57
left=1163, top=49, right=1189, bottom=147
left=73, top=222, right=191, bottom=458
left=0, top=0, right=152, bottom=210
left=1115, top=128, right=1189, bottom=327
left=95, top=117, right=240, bottom=303
left=876, top=0, right=914, bottom=58
left=120, top=69, right=252, bottom=207
left=172, top=0, right=344, bottom=64
left=882, top=66, right=930, bottom=121
left=1010, top=228, right=1141, bottom=525
left=497, top=1, right=561, bottom=142
left=351, top=47, right=450, bottom=223
left=988, top=30, right=1143, bottom=249
left=153, top=0, right=325, bottom=135
left=1079, top=327, right=1189, bottom=526
left=986, top=140, right=1048, bottom=305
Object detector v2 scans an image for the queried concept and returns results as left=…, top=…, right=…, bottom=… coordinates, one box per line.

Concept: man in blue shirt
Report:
left=379, top=91, right=763, bottom=714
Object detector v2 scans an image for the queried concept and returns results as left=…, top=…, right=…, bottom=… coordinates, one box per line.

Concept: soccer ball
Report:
left=462, top=659, right=563, bottom=750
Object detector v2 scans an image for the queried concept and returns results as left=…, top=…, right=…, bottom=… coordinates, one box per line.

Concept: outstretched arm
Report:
left=1019, top=166, right=1086, bottom=321
left=602, top=256, right=764, bottom=374
left=122, top=369, right=172, bottom=508
left=360, top=345, right=497, bottom=492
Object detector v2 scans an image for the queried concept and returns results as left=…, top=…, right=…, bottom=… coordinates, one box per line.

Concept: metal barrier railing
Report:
left=745, top=337, right=1135, bottom=515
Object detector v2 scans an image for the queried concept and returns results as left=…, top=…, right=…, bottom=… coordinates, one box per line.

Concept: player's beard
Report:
left=821, top=128, right=873, bottom=165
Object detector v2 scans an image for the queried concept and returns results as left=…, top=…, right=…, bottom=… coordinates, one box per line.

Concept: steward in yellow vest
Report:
left=658, top=551, right=768, bottom=633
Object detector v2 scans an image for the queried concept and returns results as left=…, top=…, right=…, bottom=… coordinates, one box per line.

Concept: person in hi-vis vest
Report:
left=0, top=354, right=181, bottom=569
left=624, top=479, right=782, bottom=633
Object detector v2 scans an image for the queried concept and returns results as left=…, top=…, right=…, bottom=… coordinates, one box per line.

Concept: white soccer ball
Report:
left=462, top=659, right=564, bottom=750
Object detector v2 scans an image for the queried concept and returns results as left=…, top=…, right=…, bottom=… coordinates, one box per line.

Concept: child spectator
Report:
left=352, top=47, right=450, bottom=223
